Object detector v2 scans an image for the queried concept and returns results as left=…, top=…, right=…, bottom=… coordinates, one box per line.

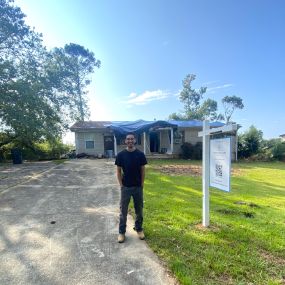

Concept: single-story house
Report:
left=70, top=119, right=238, bottom=159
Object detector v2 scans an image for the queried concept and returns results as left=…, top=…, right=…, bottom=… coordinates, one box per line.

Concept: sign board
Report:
left=210, top=137, right=231, bottom=192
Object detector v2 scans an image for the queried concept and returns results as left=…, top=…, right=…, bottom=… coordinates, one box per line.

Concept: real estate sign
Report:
left=210, top=137, right=231, bottom=192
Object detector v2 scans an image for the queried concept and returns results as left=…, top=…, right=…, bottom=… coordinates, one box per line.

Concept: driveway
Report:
left=0, top=159, right=177, bottom=285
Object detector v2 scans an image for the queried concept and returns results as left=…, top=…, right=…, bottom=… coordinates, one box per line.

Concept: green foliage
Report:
left=51, top=43, right=101, bottom=121
left=0, top=138, right=70, bottom=161
left=0, top=0, right=101, bottom=148
left=181, top=142, right=202, bottom=160
left=238, top=125, right=263, bottom=158
left=168, top=112, right=185, bottom=120
left=179, top=74, right=218, bottom=120
left=271, top=140, right=285, bottom=161
left=170, top=74, right=245, bottom=123
left=222, top=95, right=244, bottom=123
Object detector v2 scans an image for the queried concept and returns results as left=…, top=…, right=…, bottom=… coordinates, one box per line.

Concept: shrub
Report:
left=271, top=141, right=285, bottom=161
left=181, top=142, right=194, bottom=159
left=181, top=142, right=202, bottom=160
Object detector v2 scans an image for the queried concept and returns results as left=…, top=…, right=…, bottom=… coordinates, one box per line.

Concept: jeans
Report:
left=119, top=186, right=143, bottom=234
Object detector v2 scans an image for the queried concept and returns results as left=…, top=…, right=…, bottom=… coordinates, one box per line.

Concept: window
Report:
left=85, top=140, right=94, bottom=149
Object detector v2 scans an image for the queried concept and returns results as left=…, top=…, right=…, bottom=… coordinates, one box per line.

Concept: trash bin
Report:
left=106, top=150, right=113, bottom=158
left=11, top=148, right=23, bottom=164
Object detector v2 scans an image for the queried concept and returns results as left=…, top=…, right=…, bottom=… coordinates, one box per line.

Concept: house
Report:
left=280, top=134, right=285, bottom=142
left=70, top=119, right=237, bottom=159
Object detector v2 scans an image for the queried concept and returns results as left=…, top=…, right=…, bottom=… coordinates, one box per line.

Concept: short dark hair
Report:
left=126, top=132, right=135, bottom=138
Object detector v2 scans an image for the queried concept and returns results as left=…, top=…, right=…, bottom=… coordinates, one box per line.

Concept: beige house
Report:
left=70, top=119, right=237, bottom=159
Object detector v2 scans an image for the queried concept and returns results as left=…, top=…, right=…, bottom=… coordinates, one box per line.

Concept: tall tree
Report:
left=51, top=43, right=101, bottom=121
left=170, top=74, right=219, bottom=120
left=0, top=0, right=101, bottom=149
left=179, top=74, right=207, bottom=119
left=197, top=98, right=218, bottom=120
left=221, top=95, right=244, bottom=123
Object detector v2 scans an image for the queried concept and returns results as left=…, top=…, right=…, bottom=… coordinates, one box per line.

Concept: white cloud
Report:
left=207, top=84, right=233, bottom=93
left=124, top=90, right=170, bottom=106
left=202, top=80, right=219, bottom=86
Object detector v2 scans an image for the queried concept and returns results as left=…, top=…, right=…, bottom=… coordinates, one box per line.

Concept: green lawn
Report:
left=142, top=160, right=285, bottom=285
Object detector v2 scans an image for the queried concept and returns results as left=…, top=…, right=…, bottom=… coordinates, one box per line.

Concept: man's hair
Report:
left=125, top=132, right=135, bottom=138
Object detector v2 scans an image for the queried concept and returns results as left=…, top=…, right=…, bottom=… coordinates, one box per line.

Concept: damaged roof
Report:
left=70, top=119, right=225, bottom=135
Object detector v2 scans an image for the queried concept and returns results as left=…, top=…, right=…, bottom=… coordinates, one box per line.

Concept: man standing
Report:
left=115, top=132, right=147, bottom=243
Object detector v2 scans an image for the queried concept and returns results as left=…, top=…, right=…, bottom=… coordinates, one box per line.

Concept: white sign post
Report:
left=198, top=121, right=237, bottom=227
left=202, top=121, right=210, bottom=227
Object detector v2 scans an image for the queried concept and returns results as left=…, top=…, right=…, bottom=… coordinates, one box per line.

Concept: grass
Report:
left=141, top=159, right=285, bottom=285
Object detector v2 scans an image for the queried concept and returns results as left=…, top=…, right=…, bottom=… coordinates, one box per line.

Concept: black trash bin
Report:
left=11, top=148, right=23, bottom=164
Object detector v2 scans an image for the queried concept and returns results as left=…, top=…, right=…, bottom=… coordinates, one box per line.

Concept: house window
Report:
left=85, top=140, right=94, bottom=149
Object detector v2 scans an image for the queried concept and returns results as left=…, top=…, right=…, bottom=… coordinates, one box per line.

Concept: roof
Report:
left=168, top=120, right=224, bottom=128
left=109, top=120, right=177, bottom=135
left=70, top=121, right=112, bottom=130
left=70, top=119, right=225, bottom=134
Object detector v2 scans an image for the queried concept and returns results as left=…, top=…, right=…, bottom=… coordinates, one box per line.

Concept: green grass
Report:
left=142, top=160, right=285, bottom=285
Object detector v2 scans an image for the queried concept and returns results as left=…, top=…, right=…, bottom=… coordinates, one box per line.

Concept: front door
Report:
left=104, top=136, right=114, bottom=151
left=150, top=132, right=160, bottom=152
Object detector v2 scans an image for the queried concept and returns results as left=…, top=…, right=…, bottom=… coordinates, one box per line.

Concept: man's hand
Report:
left=116, top=166, right=123, bottom=187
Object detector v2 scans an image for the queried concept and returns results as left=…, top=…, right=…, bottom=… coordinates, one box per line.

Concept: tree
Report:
left=170, top=74, right=220, bottom=120
left=168, top=112, right=185, bottom=120
left=238, top=125, right=263, bottom=158
left=179, top=74, right=208, bottom=119
left=0, top=0, right=101, bottom=150
left=51, top=43, right=101, bottom=121
left=197, top=98, right=219, bottom=121
left=221, top=95, right=244, bottom=123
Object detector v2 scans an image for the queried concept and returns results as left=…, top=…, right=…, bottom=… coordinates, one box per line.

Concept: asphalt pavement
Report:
left=0, top=159, right=177, bottom=285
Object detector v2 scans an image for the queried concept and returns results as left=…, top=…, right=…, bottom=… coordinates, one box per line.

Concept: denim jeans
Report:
left=119, top=186, right=143, bottom=234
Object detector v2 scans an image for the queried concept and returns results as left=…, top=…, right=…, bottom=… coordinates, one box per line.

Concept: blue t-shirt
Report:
left=115, top=149, right=147, bottom=187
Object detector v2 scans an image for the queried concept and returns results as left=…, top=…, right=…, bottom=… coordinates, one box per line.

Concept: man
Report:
left=115, top=132, right=147, bottom=243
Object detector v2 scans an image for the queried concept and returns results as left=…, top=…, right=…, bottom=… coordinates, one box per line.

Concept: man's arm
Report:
left=141, top=165, right=145, bottom=187
left=116, top=166, right=123, bottom=187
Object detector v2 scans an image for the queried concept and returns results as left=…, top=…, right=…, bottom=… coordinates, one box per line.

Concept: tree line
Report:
left=0, top=0, right=100, bottom=155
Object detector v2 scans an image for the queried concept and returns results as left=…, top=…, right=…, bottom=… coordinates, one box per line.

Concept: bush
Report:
left=181, top=142, right=202, bottom=160
left=0, top=139, right=72, bottom=161
left=271, top=141, right=285, bottom=161
left=238, top=125, right=263, bottom=158
left=181, top=142, right=194, bottom=159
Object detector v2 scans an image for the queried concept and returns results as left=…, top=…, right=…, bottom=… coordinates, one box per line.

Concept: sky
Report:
left=14, top=0, right=285, bottom=142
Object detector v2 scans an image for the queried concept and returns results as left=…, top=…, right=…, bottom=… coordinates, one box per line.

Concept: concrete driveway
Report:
left=0, top=159, right=177, bottom=285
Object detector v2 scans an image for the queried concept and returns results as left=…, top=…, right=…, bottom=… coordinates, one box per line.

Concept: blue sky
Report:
left=15, top=0, right=285, bottom=141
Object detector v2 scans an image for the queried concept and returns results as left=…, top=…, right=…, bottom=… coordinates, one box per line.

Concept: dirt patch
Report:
left=260, top=250, right=285, bottom=266
left=155, top=164, right=243, bottom=177
left=194, top=223, right=221, bottom=232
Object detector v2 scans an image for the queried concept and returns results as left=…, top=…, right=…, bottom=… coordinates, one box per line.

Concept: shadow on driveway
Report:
left=0, top=160, right=177, bottom=285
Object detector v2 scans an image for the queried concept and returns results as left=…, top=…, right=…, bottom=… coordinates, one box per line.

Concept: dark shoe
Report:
left=137, top=231, right=145, bottom=240
left=118, top=234, right=125, bottom=243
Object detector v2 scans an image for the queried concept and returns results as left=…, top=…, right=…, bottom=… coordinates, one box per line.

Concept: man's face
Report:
left=125, top=135, right=136, bottom=148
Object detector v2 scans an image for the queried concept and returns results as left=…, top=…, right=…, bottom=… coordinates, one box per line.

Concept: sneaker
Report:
left=137, top=231, right=145, bottom=240
left=118, top=233, right=125, bottom=243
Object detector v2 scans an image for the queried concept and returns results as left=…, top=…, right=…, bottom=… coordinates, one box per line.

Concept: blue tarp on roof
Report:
left=107, top=119, right=224, bottom=135
left=107, top=120, right=177, bottom=135
left=168, top=120, right=224, bottom=128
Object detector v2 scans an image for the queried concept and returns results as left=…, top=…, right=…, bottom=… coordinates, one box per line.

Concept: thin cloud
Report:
left=202, top=80, right=219, bottom=86
left=207, top=84, right=233, bottom=93
left=124, top=90, right=170, bottom=106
